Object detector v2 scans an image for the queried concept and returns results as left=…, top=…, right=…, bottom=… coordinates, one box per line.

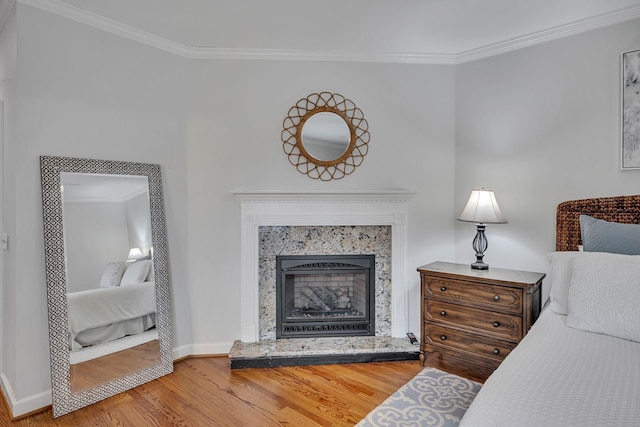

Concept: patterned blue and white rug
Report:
left=356, top=367, right=482, bottom=427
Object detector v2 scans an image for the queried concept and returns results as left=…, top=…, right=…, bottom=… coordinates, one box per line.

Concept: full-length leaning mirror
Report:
left=40, top=156, right=173, bottom=417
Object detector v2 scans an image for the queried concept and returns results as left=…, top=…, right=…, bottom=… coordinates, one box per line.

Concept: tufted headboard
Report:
left=555, top=195, right=640, bottom=251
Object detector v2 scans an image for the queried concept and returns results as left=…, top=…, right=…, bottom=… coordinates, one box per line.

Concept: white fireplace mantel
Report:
left=232, top=190, right=414, bottom=343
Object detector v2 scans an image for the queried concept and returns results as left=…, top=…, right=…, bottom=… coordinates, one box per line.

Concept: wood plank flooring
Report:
left=1, top=357, right=424, bottom=426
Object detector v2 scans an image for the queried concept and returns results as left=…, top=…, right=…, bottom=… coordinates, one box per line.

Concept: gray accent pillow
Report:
left=580, top=215, right=640, bottom=255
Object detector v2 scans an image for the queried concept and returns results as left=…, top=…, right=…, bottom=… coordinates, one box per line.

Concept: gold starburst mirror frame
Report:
left=282, top=92, right=370, bottom=181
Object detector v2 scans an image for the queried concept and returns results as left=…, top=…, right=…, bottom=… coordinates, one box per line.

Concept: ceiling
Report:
left=10, top=0, right=640, bottom=62
left=61, top=172, right=148, bottom=203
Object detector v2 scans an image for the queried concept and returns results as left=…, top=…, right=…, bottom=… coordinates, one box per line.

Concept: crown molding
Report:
left=18, top=0, right=188, bottom=56
left=456, top=4, right=640, bottom=63
left=18, top=0, right=640, bottom=64
left=188, top=46, right=456, bottom=64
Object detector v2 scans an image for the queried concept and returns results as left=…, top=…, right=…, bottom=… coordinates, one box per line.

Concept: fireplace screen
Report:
left=276, top=254, right=375, bottom=338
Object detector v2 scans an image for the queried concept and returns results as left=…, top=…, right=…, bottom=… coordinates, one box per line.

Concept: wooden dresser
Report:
left=417, top=261, right=545, bottom=382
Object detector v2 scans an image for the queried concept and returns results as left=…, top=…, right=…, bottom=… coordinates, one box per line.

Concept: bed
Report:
left=67, top=259, right=158, bottom=364
left=460, top=195, right=640, bottom=426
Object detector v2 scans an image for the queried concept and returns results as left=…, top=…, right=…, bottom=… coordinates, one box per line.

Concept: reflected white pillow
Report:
left=120, top=260, right=151, bottom=286
left=547, top=251, right=640, bottom=315
left=567, top=255, right=640, bottom=342
left=99, top=261, right=126, bottom=288
left=147, top=263, right=155, bottom=282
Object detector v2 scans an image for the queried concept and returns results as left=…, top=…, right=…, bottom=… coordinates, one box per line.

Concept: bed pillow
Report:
left=146, top=262, right=155, bottom=282
left=566, top=255, right=640, bottom=342
left=120, top=260, right=151, bottom=286
left=99, top=261, right=126, bottom=288
left=547, top=251, right=640, bottom=315
left=547, top=251, right=581, bottom=314
left=580, top=215, right=640, bottom=255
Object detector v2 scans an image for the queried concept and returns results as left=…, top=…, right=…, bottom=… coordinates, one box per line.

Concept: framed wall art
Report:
left=622, top=48, right=640, bottom=169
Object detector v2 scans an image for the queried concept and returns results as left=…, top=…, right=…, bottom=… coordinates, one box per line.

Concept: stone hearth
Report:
left=229, top=336, right=419, bottom=368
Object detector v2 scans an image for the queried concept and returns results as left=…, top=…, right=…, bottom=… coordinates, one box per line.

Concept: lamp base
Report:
left=471, top=261, right=489, bottom=270
left=470, top=224, right=489, bottom=270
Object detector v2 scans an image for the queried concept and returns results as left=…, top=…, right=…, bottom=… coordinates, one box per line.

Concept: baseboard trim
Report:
left=0, top=372, right=52, bottom=420
left=172, top=342, right=234, bottom=361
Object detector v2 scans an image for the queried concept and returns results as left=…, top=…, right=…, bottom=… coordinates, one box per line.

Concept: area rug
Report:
left=355, top=367, right=482, bottom=427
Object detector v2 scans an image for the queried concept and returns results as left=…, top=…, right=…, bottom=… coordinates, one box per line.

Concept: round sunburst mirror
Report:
left=282, top=92, right=370, bottom=181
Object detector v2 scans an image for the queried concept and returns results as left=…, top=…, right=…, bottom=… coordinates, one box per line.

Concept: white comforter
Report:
left=460, top=310, right=640, bottom=426
left=67, top=282, right=156, bottom=349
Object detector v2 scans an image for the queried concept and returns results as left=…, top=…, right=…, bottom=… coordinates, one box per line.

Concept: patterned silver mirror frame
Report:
left=40, top=156, right=173, bottom=418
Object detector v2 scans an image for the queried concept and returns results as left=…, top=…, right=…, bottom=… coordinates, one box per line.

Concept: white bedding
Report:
left=460, top=309, right=640, bottom=426
left=67, top=281, right=157, bottom=350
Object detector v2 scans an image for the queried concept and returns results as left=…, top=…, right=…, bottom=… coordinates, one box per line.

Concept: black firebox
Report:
left=276, top=254, right=375, bottom=339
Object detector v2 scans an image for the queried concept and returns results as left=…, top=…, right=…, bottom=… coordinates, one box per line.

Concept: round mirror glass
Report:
left=301, top=112, right=351, bottom=161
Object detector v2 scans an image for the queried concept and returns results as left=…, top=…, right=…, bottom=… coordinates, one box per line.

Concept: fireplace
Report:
left=276, top=255, right=375, bottom=338
left=233, top=190, right=413, bottom=343
left=229, top=191, right=417, bottom=369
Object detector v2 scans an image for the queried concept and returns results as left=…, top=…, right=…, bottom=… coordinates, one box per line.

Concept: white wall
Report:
left=0, top=1, right=16, bottom=402
left=2, top=3, right=188, bottom=414
left=3, top=4, right=456, bottom=415
left=185, top=59, right=456, bottom=353
left=455, top=18, right=640, bottom=303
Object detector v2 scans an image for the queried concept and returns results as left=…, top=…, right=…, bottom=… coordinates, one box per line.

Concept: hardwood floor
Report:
left=1, top=357, right=423, bottom=426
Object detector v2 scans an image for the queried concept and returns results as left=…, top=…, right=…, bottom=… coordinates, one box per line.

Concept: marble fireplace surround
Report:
left=232, top=190, right=413, bottom=343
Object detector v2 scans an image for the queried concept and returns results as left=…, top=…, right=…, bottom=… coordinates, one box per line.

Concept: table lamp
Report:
left=126, top=247, right=143, bottom=262
left=458, top=189, right=508, bottom=270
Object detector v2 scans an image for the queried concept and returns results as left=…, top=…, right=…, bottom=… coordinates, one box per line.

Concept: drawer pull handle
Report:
left=493, top=295, right=500, bottom=301
left=440, top=286, right=447, bottom=292
left=493, top=348, right=500, bottom=355
left=440, top=335, right=447, bottom=341
left=440, top=311, right=447, bottom=316
left=492, top=321, right=500, bottom=328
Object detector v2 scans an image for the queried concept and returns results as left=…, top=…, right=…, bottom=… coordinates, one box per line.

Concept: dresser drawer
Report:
left=425, top=277, right=522, bottom=313
left=423, top=323, right=516, bottom=362
left=425, top=300, right=523, bottom=340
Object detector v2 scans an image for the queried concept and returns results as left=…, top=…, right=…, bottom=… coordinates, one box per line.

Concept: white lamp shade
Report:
left=126, top=247, right=143, bottom=261
left=458, top=189, right=508, bottom=224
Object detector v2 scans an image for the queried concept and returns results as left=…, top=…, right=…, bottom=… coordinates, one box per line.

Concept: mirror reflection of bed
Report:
left=61, top=172, right=161, bottom=393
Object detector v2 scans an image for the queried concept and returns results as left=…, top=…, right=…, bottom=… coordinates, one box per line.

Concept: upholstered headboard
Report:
left=556, top=195, right=640, bottom=251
